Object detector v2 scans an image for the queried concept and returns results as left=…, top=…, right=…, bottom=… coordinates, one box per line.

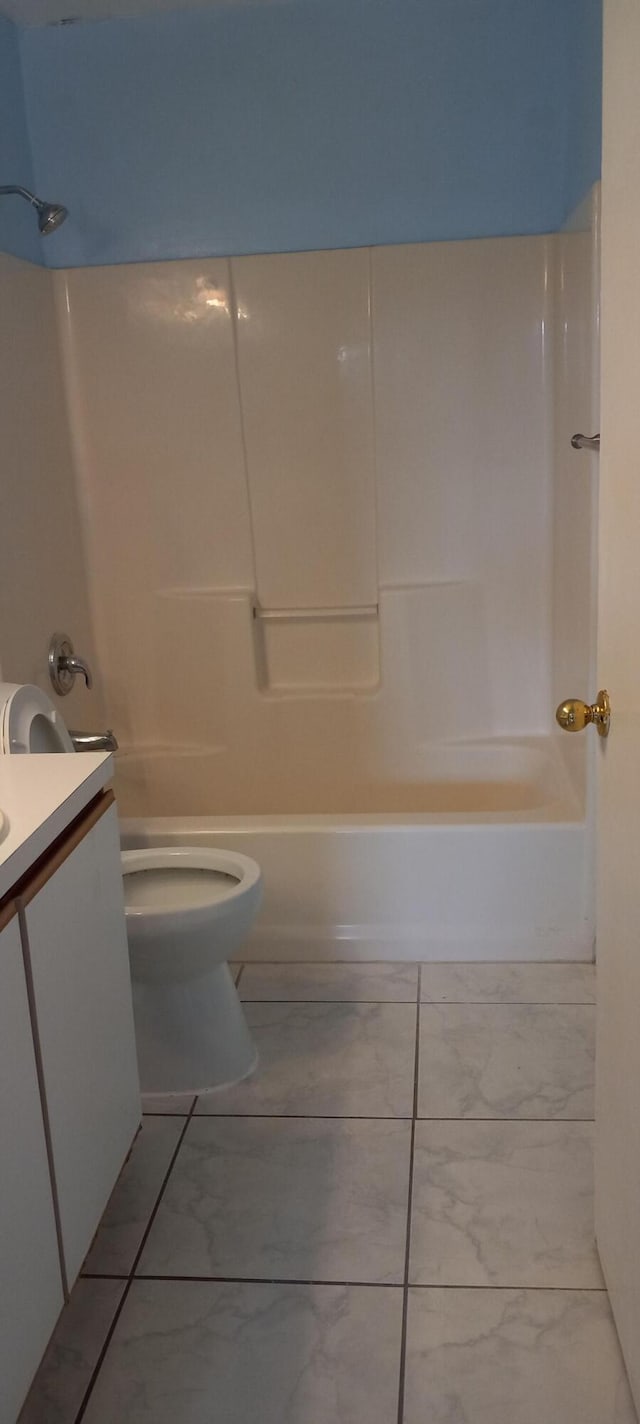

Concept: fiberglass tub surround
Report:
left=54, top=191, right=599, bottom=962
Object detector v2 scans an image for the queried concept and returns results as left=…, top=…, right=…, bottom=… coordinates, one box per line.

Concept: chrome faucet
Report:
left=49, top=632, right=93, bottom=695
left=69, top=729, right=119, bottom=753
left=59, top=652, right=93, bottom=688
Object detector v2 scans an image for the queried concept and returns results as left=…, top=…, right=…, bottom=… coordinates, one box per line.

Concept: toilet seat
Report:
left=121, top=846, right=262, bottom=927
left=0, top=682, right=74, bottom=754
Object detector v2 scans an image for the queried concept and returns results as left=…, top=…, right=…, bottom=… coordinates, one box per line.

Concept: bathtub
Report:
left=118, top=737, right=593, bottom=963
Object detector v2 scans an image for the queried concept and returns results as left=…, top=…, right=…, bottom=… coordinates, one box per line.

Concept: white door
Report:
left=595, top=1, right=640, bottom=1409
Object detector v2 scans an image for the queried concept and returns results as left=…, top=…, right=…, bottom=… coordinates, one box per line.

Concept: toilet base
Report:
left=131, top=962, right=257, bottom=1095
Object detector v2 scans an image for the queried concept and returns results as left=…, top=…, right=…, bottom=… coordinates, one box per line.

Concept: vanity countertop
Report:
left=0, top=753, right=113, bottom=902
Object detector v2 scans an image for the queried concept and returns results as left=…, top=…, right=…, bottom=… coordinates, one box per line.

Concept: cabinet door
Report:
left=22, top=800, right=140, bottom=1285
left=0, top=907, right=64, bottom=1424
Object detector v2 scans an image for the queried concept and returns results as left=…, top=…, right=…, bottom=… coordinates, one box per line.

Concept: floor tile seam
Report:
left=240, top=997, right=419, bottom=1004
left=419, top=1000, right=596, bottom=1008
left=191, top=1111, right=415, bottom=1120
left=397, top=967, right=422, bottom=1424
left=406, top=1282, right=608, bottom=1292
left=418, top=999, right=595, bottom=1007
left=131, top=1273, right=405, bottom=1286
left=237, top=998, right=594, bottom=1007
left=188, top=1112, right=594, bottom=1122
left=413, top=1116, right=596, bottom=1126
left=76, top=1272, right=609, bottom=1292
left=73, top=1099, right=197, bottom=1423
left=415, top=1115, right=596, bottom=1123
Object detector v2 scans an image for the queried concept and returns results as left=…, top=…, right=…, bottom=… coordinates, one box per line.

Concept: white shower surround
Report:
left=54, top=191, right=599, bottom=963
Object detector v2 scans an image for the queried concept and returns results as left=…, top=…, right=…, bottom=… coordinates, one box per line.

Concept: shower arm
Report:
left=0, top=185, right=41, bottom=208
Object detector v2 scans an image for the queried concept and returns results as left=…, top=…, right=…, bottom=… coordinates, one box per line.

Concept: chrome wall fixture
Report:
left=0, top=185, right=68, bottom=235
left=571, top=432, right=600, bottom=451
left=69, top=729, right=119, bottom=753
left=48, top=633, right=93, bottom=695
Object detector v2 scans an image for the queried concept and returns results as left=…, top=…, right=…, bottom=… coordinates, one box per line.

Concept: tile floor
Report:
left=19, top=960, right=638, bottom=1424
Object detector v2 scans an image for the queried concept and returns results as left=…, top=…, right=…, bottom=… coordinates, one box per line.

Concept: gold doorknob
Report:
left=555, top=689, right=611, bottom=738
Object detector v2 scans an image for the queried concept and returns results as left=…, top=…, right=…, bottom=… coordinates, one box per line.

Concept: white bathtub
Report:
left=118, top=737, right=593, bottom=963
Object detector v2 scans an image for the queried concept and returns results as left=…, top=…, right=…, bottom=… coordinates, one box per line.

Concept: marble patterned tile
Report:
left=83, top=1117, right=184, bottom=1276
left=409, top=1120, right=603, bottom=1287
left=82, top=1279, right=403, bottom=1424
left=420, top=962, right=596, bottom=1004
left=404, top=1288, right=637, bottom=1424
left=418, top=1004, right=595, bottom=1119
left=240, top=960, right=419, bottom=1002
left=141, top=1093, right=195, bottom=1115
left=195, top=1002, right=416, bottom=1117
left=19, top=1279, right=125, bottom=1424
left=138, top=1115, right=411, bottom=1283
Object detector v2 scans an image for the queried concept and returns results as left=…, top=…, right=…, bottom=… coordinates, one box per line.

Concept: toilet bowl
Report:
left=122, top=846, right=262, bottom=1094
left=0, top=681, right=263, bottom=1097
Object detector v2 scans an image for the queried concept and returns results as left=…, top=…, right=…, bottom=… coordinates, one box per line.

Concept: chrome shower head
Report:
left=35, top=199, right=68, bottom=235
left=0, top=185, right=68, bottom=236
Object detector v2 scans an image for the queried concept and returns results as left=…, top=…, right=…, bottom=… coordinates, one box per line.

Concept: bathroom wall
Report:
left=19, top=0, right=602, bottom=268
left=55, top=232, right=558, bottom=812
left=0, top=251, right=103, bottom=728
left=0, top=15, right=41, bottom=264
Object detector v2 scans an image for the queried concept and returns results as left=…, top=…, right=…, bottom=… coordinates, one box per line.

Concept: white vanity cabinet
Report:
left=18, top=794, right=141, bottom=1286
left=0, top=781, right=140, bottom=1421
left=0, top=905, right=64, bottom=1424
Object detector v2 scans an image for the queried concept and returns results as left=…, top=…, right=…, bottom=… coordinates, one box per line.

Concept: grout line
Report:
left=90, top=1273, right=404, bottom=1288
left=419, top=996, right=592, bottom=1008
left=240, top=997, right=418, bottom=1005
left=188, top=1111, right=594, bottom=1123
left=396, top=965, right=421, bottom=1424
left=414, top=1116, right=595, bottom=1124
left=74, top=1097, right=197, bottom=1423
left=78, top=1272, right=607, bottom=1292
left=193, top=1111, right=414, bottom=1120
left=400, top=1283, right=607, bottom=1292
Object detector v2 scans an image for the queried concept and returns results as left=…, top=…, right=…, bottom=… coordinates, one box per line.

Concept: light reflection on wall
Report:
left=129, top=273, right=238, bottom=325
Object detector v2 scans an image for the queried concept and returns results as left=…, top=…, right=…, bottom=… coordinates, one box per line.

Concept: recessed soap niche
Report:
left=252, top=604, right=381, bottom=695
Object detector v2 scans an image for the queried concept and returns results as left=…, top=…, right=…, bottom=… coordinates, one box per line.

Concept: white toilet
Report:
left=121, top=846, right=261, bottom=1094
left=0, top=681, right=74, bottom=753
left=0, top=681, right=263, bottom=1096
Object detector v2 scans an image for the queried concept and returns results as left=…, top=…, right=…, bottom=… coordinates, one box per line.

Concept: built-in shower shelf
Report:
left=253, top=601, right=380, bottom=694
left=253, top=603, right=378, bottom=622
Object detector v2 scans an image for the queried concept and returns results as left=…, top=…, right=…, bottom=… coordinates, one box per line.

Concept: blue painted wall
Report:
left=0, top=15, right=41, bottom=264
left=563, top=0, right=603, bottom=218
left=19, top=0, right=601, bottom=269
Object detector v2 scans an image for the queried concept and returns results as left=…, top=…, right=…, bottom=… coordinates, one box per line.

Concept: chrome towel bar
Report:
left=253, top=604, right=378, bottom=622
left=571, top=432, right=600, bottom=451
